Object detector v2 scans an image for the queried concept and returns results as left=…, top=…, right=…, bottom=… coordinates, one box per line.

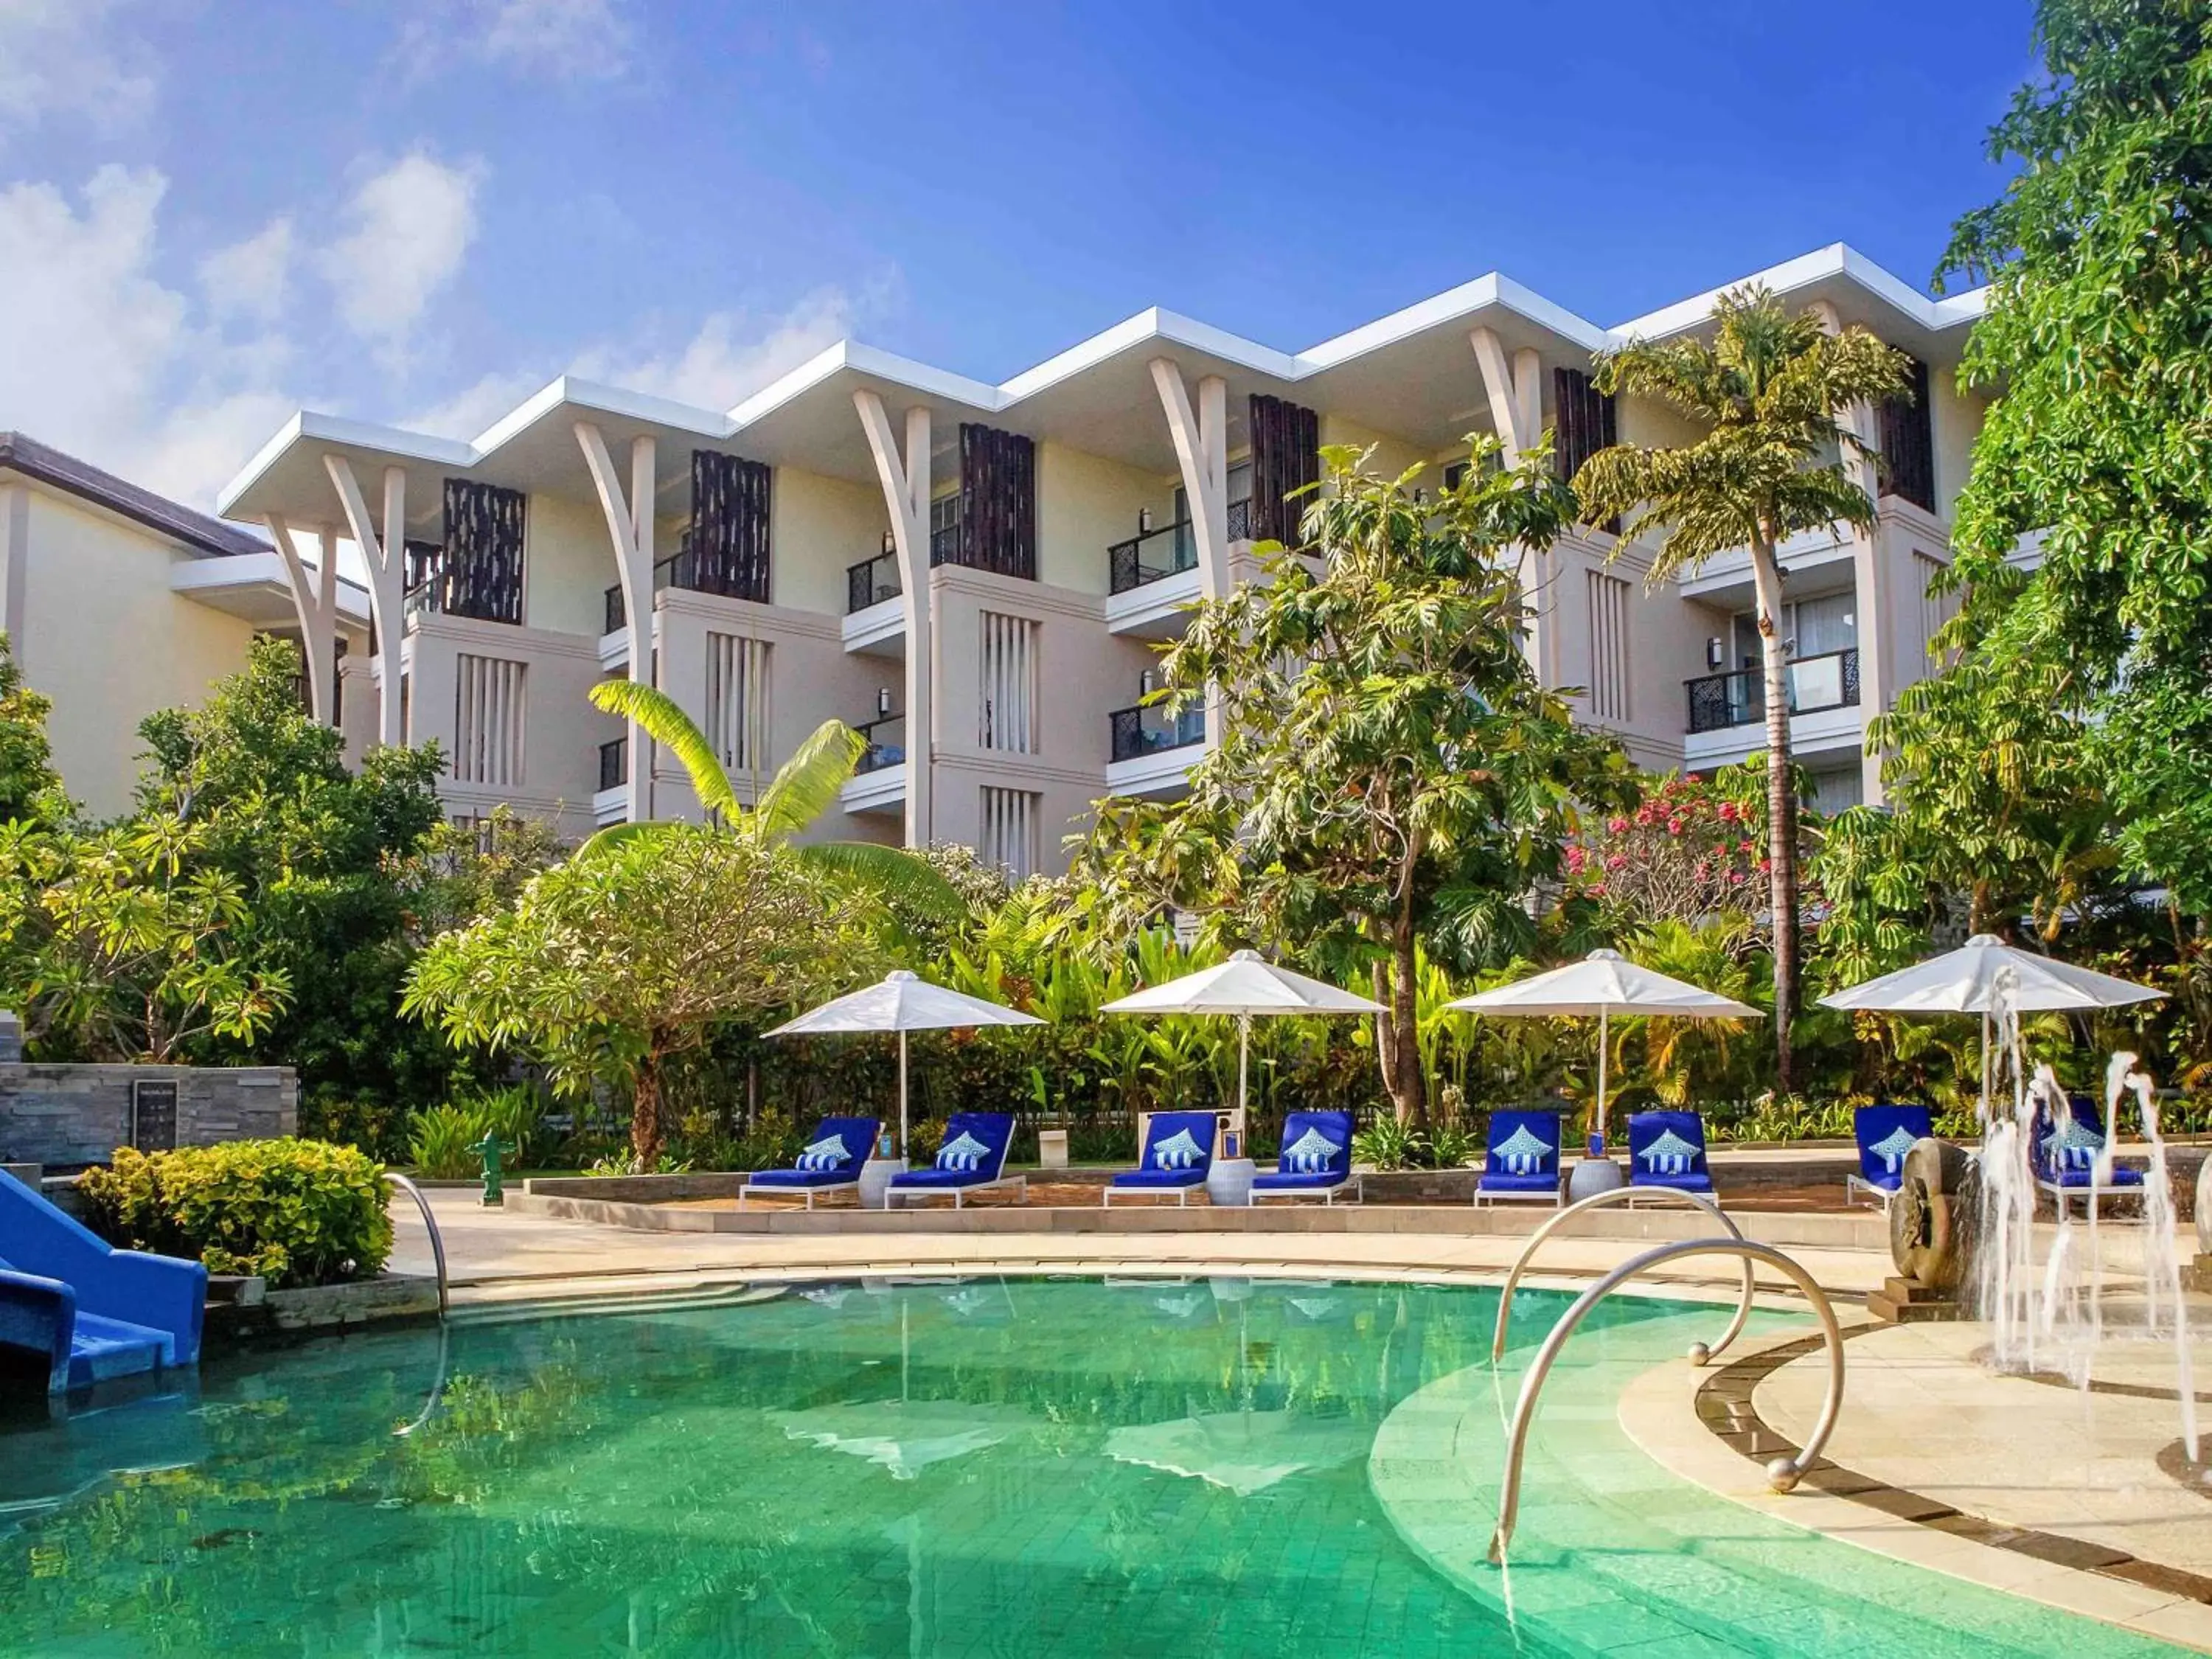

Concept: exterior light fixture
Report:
left=881, top=531, right=894, bottom=557
left=1139, top=669, right=1156, bottom=698
left=1705, top=637, right=1725, bottom=670
left=877, top=686, right=893, bottom=718
left=1138, top=507, right=1152, bottom=535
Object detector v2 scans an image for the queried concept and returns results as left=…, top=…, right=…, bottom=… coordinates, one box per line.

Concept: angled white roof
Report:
left=218, top=243, right=1987, bottom=529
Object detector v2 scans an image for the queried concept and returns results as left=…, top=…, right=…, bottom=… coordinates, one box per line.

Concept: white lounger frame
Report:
left=1472, top=1176, right=1565, bottom=1208
left=737, top=1175, right=860, bottom=1211
left=1250, top=1175, right=1361, bottom=1205
left=886, top=1172, right=1028, bottom=1210
left=1102, top=1178, right=1207, bottom=1207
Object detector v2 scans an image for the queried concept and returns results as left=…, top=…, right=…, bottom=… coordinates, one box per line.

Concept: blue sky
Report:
left=0, top=0, right=2036, bottom=509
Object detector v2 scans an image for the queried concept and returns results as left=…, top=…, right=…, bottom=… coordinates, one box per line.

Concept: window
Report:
left=928, top=492, right=961, bottom=564
left=979, top=787, right=1040, bottom=880
left=452, top=655, right=526, bottom=786
left=1804, top=768, right=1865, bottom=818
left=1585, top=571, right=1631, bottom=722
left=978, top=611, right=1039, bottom=754
left=705, top=633, right=770, bottom=776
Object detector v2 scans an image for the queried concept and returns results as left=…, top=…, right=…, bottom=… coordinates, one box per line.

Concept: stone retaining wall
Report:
left=0, top=1063, right=297, bottom=1169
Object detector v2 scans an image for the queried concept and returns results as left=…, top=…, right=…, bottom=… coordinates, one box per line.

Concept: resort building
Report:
left=27, top=243, right=1986, bottom=863
left=0, top=432, right=371, bottom=818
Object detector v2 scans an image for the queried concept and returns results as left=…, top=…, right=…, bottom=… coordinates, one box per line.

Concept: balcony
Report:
left=841, top=712, right=907, bottom=816
left=1108, top=520, right=1199, bottom=597
left=1106, top=701, right=1206, bottom=798
left=853, top=712, right=905, bottom=776
left=1685, top=647, right=1860, bottom=734
left=602, top=530, right=774, bottom=633
left=403, top=541, right=523, bottom=627
left=847, top=549, right=902, bottom=613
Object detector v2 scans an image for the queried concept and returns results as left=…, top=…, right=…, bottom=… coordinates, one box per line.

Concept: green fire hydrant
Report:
left=470, top=1132, right=516, bottom=1206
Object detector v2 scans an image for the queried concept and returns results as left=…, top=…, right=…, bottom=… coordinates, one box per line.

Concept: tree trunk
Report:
left=1750, top=532, right=1798, bottom=1093
left=1385, top=919, right=1427, bottom=1127
left=630, top=1047, right=666, bottom=1171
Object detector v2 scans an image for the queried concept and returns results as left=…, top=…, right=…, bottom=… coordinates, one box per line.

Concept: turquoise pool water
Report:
left=0, top=1277, right=2185, bottom=1657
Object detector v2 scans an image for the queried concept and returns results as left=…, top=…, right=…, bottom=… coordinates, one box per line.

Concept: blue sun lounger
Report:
left=1846, top=1103, right=1933, bottom=1210
left=2032, top=1093, right=2146, bottom=1220
left=1627, top=1110, right=1715, bottom=1198
left=1251, top=1110, right=1360, bottom=1205
left=738, top=1116, right=881, bottom=1209
left=1105, top=1110, right=1219, bottom=1206
left=1472, top=1110, right=1565, bottom=1207
left=888, top=1112, right=1026, bottom=1208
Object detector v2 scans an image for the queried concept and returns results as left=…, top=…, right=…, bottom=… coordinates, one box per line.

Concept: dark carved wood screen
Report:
left=1879, top=355, right=1935, bottom=513
left=1554, top=367, right=1620, bottom=531
left=689, top=450, right=773, bottom=602
left=440, top=479, right=526, bottom=624
left=953, top=424, right=1037, bottom=579
left=1248, top=394, right=1319, bottom=546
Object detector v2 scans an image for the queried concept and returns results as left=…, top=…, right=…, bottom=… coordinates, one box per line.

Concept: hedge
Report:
left=77, top=1138, right=393, bottom=1289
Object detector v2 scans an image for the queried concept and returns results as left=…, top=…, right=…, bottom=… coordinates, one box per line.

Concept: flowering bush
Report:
left=1567, top=774, right=1763, bottom=929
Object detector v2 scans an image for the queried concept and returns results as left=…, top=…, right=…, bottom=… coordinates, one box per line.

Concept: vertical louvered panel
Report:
left=1879, top=355, right=1935, bottom=512
left=689, top=451, right=773, bottom=601
left=442, top=480, right=526, bottom=624
left=706, top=633, right=771, bottom=776
left=1248, top=394, right=1320, bottom=546
left=1585, top=570, right=1630, bottom=722
left=453, top=655, right=527, bottom=786
left=980, top=786, right=1038, bottom=880
left=1554, top=368, right=1621, bottom=531
left=977, top=611, right=1037, bottom=753
left=955, top=425, right=1036, bottom=579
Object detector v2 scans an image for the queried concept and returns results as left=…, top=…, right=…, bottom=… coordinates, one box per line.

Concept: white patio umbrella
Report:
left=1446, top=949, right=1760, bottom=1161
left=765, top=970, right=1043, bottom=1158
left=1100, top=949, right=1383, bottom=1132
left=1818, top=933, right=2163, bottom=1116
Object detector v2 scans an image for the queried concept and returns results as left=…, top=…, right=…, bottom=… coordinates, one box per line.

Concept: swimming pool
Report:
left=0, top=1277, right=2186, bottom=1656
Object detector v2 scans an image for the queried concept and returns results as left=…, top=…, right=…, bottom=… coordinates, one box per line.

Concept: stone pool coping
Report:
left=1622, top=1328, right=2212, bottom=1654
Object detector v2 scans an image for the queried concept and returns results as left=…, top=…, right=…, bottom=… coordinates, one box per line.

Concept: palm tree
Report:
left=1573, top=285, right=1910, bottom=1089
left=585, top=680, right=961, bottom=917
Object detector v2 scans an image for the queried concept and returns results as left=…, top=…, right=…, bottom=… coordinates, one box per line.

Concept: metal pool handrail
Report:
left=383, top=1171, right=448, bottom=1321
left=1488, top=1237, right=1846, bottom=1563
left=1490, top=1187, right=1754, bottom=1368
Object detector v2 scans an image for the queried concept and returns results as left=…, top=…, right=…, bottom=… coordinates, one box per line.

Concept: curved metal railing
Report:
left=1490, top=1187, right=1754, bottom=1368
left=1488, top=1237, right=1846, bottom=1562
left=383, top=1171, right=448, bottom=1321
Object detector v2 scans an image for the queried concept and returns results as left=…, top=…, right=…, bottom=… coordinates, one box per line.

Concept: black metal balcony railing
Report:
left=1107, top=520, right=1198, bottom=595
left=852, top=712, right=905, bottom=776
left=602, top=546, right=701, bottom=635
left=598, top=736, right=627, bottom=792
left=1108, top=703, right=1207, bottom=764
left=1226, top=495, right=1252, bottom=543
left=1685, top=647, right=1860, bottom=734
left=403, top=540, right=525, bottom=627
left=846, top=549, right=902, bottom=613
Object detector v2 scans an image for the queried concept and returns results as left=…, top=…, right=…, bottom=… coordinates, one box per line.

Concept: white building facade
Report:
left=194, top=243, right=1985, bottom=871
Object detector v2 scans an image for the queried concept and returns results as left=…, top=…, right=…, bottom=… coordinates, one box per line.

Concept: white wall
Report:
left=524, top=491, right=615, bottom=638
left=1035, top=442, right=1174, bottom=596
left=771, top=467, right=886, bottom=616
left=15, top=484, right=257, bottom=817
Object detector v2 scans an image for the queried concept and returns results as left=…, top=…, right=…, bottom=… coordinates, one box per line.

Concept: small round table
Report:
left=1206, top=1158, right=1256, bottom=1208
left=1567, top=1155, right=1626, bottom=1201
left=859, top=1157, right=908, bottom=1210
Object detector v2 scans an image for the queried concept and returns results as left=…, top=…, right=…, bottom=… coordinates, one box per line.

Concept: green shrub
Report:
left=77, top=1139, right=392, bottom=1288
left=1426, top=1124, right=1482, bottom=1169
left=406, top=1102, right=484, bottom=1179
left=1352, top=1115, right=1422, bottom=1171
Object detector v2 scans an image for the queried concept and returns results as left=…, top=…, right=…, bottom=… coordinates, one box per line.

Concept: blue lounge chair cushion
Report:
left=1475, top=1171, right=1562, bottom=1196
left=1111, top=1111, right=1218, bottom=1189
left=2032, top=1094, right=2140, bottom=1186
left=890, top=1113, right=1014, bottom=1190
left=1477, top=1110, right=1562, bottom=1194
left=1629, top=1110, right=1712, bottom=1190
left=1854, top=1103, right=1933, bottom=1194
left=1251, top=1170, right=1346, bottom=1192
left=745, top=1167, right=859, bottom=1189
left=1110, top=1166, right=1209, bottom=1189
left=1272, top=1111, right=1354, bottom=1178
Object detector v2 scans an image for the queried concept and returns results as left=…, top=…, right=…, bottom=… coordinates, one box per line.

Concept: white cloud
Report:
left=317, top=151, right=480, bottom=358
left=580, top=284, right=881, bottom=411
left=199, top=217, right=293, bottom=323
left=399, top=0, right=634, bottom=85
left=0, top=0, right=156, bottom=145
left=0, top=167, right=300, bottom=509
left=406, top=366, right=545, bottom=442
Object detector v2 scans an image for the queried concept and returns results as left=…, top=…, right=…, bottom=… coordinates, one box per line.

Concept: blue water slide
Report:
left=0, top=1170, right=206, bottom=1392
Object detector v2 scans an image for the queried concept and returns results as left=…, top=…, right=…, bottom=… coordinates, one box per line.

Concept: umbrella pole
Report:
left=1595, top=1006, right=1610, bottom=1158
left=900, top=1029, right=911, bottom=1161
left=1237, top=1012, right=1251, bottom=1142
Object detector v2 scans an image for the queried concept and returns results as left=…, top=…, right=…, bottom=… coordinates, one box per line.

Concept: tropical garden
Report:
left=0, top=0, right=2207, bottom=1180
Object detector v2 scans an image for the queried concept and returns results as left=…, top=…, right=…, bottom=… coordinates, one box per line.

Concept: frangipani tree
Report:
left=1572, top=286, right=1911, bottom=1088
left=586, top=681, right=960, bottom=917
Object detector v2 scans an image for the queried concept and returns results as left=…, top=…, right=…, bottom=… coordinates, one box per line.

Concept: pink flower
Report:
left=1606, top=853, right=1628, bottom=871
left=1588, top=881, right=1607, bottom=896
left=1728, top=871, right=1745, bottom=885
left=1717, top=801, right=1739, bottom=823
left=1739, top=839, right=1755, bottom=854
left=1666, top=818, right=1684, bottom=835
left=1565, top=846, right=1587, bottom=872
left=1607, top=816, right=1629, bottom=834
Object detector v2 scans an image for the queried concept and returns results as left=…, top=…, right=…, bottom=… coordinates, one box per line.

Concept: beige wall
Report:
left=1036, top=442, right=1174, bottom=597
left=15, top=484, right=258, bottom=818
left=1318, top=414, right=1433, bottom=490
left=772, top=466, right=886, bottom=616
left=1929, top=370, right=1986, bottom=523
left=524, top=491, right=615, bottom=638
